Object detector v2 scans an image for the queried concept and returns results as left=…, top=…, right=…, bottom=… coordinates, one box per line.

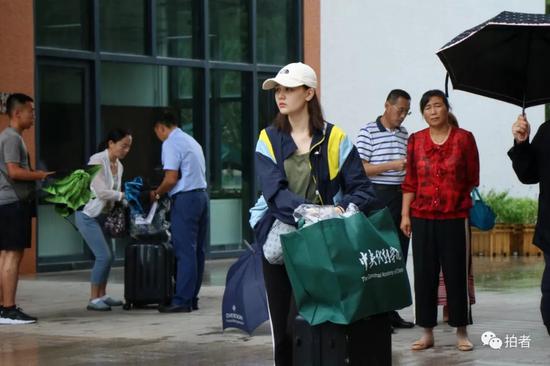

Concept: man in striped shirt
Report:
left=357, top=89, right=414, bottom=329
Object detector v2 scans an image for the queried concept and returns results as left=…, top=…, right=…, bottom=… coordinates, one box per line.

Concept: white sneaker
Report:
left=102, top=296, right=123, bottom=307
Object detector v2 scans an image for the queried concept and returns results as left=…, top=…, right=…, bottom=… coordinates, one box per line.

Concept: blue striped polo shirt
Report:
left=356, top=116, right=408, bottom=185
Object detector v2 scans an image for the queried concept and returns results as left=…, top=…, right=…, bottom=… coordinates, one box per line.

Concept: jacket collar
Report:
left=311, top=122, right=327, bottom=147
left=279, top=122, right=327, bottom=160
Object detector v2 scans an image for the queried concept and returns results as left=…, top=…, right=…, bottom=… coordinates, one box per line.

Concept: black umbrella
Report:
left=437, top=11, right=550, bottom=112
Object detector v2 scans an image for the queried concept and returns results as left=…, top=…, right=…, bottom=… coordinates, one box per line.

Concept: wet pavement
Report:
left=1, top=256, right=548, bottom=365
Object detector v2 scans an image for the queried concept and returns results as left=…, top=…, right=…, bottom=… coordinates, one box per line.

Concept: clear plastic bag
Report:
left=293, top=203, right=359, bottom=228
left=129, top=198, right=171, bottom=239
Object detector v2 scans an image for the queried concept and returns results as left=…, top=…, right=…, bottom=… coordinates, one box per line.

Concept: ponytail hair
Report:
left=97, top=128, right=132, bottom=152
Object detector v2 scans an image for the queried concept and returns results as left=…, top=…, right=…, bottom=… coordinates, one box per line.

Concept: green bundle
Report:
left=42, top=165, right=102, bottom=217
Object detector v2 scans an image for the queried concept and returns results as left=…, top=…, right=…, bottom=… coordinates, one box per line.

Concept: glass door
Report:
left=207, top=70, right=254, bottom=256
left=36, top=60, right=92, bottom=271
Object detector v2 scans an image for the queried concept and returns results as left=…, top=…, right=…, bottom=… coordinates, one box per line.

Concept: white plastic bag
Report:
left=263, top=219, right=296, bottom=265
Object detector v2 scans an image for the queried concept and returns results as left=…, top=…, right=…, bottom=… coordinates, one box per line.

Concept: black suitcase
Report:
left=123, top=240, right=174, bottom=310
left=293, top=314, right=392, bottom=366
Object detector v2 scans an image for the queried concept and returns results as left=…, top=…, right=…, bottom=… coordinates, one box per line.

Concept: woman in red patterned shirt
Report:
left=400, top=90, right=479, bottom=352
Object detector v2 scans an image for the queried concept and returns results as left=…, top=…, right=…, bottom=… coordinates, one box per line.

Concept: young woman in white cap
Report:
left=250, top=62, right=380, bottom=365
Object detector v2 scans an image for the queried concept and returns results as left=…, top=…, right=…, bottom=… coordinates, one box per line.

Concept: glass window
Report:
left=209, top=0, right=249, bottom=62
left=210, top=70, right=244, bottom=195
left=100, top=0, right=146, bottom=54
left=209, top=70, right=252, bottom=251
left=37, top=63, right=89, bottom=263
left=35, top=0, right=302, bottom=263
left=157, top=0, right=200, bottom=58
left=100, top=62, right=199, bottom=186
left=257, top=0, right=298, bottom=65
left=36, top=0, right=91, bottom=50
left=38, top=65, right=87, bottom=172
left=258, top=74, right=278, bottom=130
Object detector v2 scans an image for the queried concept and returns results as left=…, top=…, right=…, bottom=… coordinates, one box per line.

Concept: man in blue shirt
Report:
left=151, top=110, right=208, bottom=313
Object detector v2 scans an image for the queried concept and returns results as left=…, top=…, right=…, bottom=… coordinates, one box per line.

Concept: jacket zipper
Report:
left=308, top=134, right=325, bottom=205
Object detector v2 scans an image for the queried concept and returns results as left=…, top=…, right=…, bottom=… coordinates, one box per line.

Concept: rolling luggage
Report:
left=293, top=313, right=391, bottom=366
left=123, top=239, right=174, bottom=310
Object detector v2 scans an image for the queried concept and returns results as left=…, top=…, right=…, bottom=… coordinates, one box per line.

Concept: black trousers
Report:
left=262, top=256, right=298, bottom=366
left=542, top=253, right=550, bottom=331
left=373, top=184, right=410, bottom=260
left=411, top=217, right=472, bottom=328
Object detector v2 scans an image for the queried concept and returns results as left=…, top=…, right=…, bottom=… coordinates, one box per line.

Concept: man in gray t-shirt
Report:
left=0, top=93, right=53, bottom=325
left=0, top=126, right=32, bottom=205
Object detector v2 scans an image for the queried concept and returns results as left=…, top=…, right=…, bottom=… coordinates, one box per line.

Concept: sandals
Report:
left=411, top=339, right=434, bottom=351
left=411, top=339, right=473, bottom=351
left=457, top=340, right=474, bottom=351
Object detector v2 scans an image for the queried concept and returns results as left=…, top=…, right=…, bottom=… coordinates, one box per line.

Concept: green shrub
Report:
left=481, top=190, right=538, bottom=225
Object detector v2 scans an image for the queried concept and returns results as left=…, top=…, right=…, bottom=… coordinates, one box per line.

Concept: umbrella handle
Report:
left=445, top=73, right=450, bottom=98
left=243, top=239, right=255, bottom=253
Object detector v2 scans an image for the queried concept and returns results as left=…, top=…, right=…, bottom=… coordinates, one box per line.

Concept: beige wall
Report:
left=304, top=0, right=321, bottom=95
left=0, top=0, right=37, bottom=273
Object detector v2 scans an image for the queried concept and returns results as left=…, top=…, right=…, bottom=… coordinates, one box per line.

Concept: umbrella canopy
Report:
left=222, top=241, right=269, bottom=335
left=42, top=166, right=102, bottom=217
left=437, top=11, right=550, bottom=110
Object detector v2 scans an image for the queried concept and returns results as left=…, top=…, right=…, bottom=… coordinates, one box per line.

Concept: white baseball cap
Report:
left=262, top=62, right=317, bottom=90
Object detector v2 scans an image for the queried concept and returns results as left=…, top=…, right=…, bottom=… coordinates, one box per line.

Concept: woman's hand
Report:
left=400, top=215, right=412, bottom=238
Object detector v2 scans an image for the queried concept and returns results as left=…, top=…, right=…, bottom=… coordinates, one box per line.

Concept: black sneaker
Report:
left=0, top=307, right=37, bottom=325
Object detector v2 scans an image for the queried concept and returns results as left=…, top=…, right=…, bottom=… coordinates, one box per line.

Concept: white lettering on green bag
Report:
left=358, top=247, right=402, bottom=270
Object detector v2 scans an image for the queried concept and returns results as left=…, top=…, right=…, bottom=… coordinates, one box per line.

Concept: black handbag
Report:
left=103, top=202, right=128, bottom=237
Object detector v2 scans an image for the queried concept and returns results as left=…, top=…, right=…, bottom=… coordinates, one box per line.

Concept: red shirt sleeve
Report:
left=402, top=133, right=417, bottom=193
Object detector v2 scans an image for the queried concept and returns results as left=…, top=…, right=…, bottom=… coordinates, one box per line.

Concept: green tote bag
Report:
left=280, top=208, right=412, bottom=325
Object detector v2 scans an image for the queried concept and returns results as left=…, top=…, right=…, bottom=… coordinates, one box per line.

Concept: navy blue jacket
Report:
left=250, top=122, right=381, bottom=247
